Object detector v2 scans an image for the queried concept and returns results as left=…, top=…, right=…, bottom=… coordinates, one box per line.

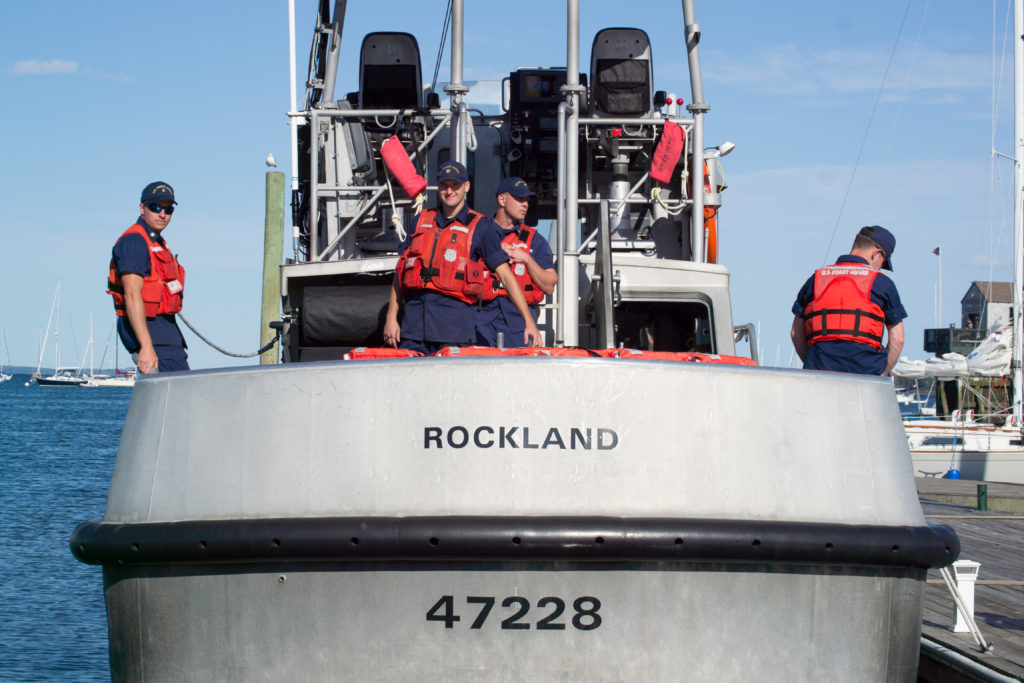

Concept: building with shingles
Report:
left=961, top=281, right=1013, bottom=333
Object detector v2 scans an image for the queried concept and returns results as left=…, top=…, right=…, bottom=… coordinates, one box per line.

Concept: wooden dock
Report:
left=917, top=478, right=1024, bottom=681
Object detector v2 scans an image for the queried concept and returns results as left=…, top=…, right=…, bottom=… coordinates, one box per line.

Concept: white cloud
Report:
left=10, top=59, right=79, bottom=76
left=704, top=45, right=993, bottom=99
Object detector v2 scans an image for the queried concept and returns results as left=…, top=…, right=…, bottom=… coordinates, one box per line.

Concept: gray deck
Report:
left=918, top=478, right=1024, bottom=680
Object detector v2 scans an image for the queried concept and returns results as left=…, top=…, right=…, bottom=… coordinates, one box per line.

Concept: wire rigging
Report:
left=821, top=0, right=914, bottom=266
left=988, top=0, right=1014, bottom=287
left=430, top=0, right=453, bottom=96
left=883, top=0, right=930, bottom=161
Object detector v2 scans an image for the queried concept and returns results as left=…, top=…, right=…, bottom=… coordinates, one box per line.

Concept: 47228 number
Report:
left=426, top=595, right=601, bottom=631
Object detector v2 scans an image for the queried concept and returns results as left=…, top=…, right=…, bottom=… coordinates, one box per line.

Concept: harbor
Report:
left=3, top=0, right=1024, bottom=680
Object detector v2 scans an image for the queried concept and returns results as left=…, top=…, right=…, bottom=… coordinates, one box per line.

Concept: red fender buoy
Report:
left=650, top=120, right=685, bottom=184
left=381, top=135, right=427, bottom=199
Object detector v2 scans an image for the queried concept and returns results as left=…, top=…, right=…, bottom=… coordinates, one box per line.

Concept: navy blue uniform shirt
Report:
left=111, top=217, right=187, bottom=364
left=397, top=205, right=508, bottom=347
left=475, top=220, right=554, bottom=347
left=792, top=255, right=907, bottom=375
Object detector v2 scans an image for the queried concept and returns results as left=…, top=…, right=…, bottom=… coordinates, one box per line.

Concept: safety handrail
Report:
left=310, top=109, right=452, bottom=262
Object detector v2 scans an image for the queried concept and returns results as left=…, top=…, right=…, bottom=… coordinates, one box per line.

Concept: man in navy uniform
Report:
left=790, top=225, right=906, bottom=376
left=107, top=181, right=188, bottom=373
left=383, top=161, right=540, bottom=353
left=476, top=177, right=557, bottom=347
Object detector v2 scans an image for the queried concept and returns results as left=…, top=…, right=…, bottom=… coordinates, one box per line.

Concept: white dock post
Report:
left=952, top=559, right=981, bottom=633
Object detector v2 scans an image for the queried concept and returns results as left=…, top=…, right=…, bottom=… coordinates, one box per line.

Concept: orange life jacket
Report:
left=396, top=208, right=487, bottom=304
left=481, top=226, right=544, bottom=304
left=802, top=264, right=885, bottom=349
left=107, top=224, right=185, bottom=318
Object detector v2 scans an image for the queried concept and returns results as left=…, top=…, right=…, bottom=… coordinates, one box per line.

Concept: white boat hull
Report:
left=73, top=359, right=955, bottom=681
left=101, top=562, right=924, bottom=681
left=906, top=419, right=1024, bottom=483
left=35, top=375, right=85, bottom=386
left=81, top=375, right=135, bottom=388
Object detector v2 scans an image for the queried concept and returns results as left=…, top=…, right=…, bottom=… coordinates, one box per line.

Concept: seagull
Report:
left=266, top=153, right=277, bottom=168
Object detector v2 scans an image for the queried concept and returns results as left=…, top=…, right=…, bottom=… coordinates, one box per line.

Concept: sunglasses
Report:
left=145, top=202, right=175, bottom=215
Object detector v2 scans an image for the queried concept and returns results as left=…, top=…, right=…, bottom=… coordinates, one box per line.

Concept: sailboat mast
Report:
left=1015, top=0, right=1024, bottom=427
left=55, top=278, right=62, bottom=372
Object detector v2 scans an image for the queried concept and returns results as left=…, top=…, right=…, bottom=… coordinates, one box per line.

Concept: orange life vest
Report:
left=802, top=264, right=885, bottom=349
left=107, top=224, right=185, bottom=318
left=481, top=226, right=544, bottom=304
left=396, top=208, right=487, bottom=304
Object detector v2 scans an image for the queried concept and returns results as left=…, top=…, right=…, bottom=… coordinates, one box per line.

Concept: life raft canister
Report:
left=107, top=224, right=185, bottom=318
left=802, top=264, right=885, bottom=349
left=380, top=135, right=427, bottom=199
left=480, top=226, right=544, bottom=304
left=396, top=209, right=487, bottom=304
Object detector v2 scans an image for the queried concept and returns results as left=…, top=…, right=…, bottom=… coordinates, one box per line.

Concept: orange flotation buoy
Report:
left=599, top=348, right=756, bottom=366
left=650, top=120, right=685, bottom=184
left=343, top=347, right=425, bottom=360
left=380, top=135, right=427, bottom=199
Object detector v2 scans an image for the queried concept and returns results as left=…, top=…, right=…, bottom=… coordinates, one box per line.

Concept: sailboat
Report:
left=33, top=279, right=85, bottom=386
left=0, top=327, right=11, bottom=382
left=901, top=1, right=1024, bottom=484
left=81, top=316, right=135, bottom=388
left=71, top=1, right=958, bottom=679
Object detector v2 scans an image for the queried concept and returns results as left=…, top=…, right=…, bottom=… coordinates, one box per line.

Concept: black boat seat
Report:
left=359, top=32, right=423, bottom=110
left=590, top=28, right=654, bottom=118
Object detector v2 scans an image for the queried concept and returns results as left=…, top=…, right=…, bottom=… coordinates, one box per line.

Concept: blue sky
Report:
left=0, top=1, right=1016, bottom=369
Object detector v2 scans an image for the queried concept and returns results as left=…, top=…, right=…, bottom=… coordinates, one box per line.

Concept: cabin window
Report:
left=613, top=300, right=714, bottom=353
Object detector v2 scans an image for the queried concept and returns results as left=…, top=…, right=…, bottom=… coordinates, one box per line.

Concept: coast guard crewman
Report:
left=383, top=161, right=541, bottom=354
left=790, top=225, right=906, bottom=376
left=476, top=177, right=558, bottom=347
left=107, top=181, right=188, bottom=373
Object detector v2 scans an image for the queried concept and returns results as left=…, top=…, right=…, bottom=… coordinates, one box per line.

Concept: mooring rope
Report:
left=177, top=314, right=278, bottom=358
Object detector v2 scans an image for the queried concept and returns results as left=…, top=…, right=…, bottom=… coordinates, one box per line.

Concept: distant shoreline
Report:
left=2, top=366, right=128, bottom=375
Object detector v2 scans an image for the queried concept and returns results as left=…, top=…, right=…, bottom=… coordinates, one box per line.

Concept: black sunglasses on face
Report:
left=146, top=202, right=175, bottom=215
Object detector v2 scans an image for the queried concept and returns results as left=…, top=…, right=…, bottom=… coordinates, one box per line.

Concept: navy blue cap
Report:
left=140, top=181, right=177, bottom=205
left=496, top=177, right=537, bottom=198
left=437, top=161, right=468, bottom=184
left=859, top=225, right=895, bottom=270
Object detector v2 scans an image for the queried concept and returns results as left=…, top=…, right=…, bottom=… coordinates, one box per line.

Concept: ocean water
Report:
left=0, top=375, right=126, bottom=681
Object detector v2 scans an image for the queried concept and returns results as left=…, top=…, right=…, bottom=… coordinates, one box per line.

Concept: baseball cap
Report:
left=437, top=161, right=468, bottom=184
left=140, top=181, right=177, bottom=205
left=496, top=177, right=537, bottom=198
left=859, top=225, right=895, bottom=270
